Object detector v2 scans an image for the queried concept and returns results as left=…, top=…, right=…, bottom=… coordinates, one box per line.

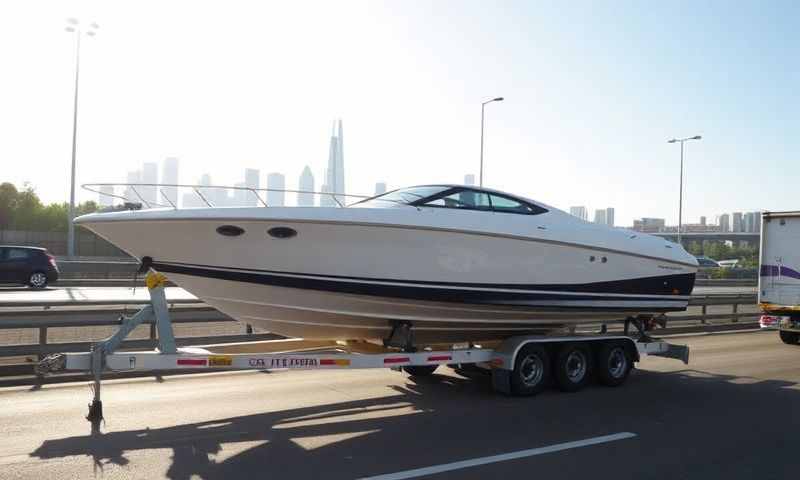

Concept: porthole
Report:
left=268, top=226, right=297, bottom=239
left=589, top=255, right=596, bottom=262
left=601, top=256, right=608, bottom=263
left=216, top=225, right=245, bottom=237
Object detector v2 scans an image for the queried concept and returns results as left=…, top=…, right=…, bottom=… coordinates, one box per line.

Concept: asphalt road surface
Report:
left=0, top=330, right=797, bottom=479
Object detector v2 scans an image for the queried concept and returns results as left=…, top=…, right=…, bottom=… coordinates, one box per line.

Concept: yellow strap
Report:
left=145, top=271, right=168, bottom=289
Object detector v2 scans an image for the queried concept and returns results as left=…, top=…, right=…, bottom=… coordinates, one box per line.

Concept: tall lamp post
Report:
left=479, top=97, right=503, bottom=187
left=667, top=135, right=702, bottom=246
left=64, top=18, right=99, bottom=258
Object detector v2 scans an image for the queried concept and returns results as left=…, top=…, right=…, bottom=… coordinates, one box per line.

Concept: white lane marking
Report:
left=358, top=432, right=637, bottom=480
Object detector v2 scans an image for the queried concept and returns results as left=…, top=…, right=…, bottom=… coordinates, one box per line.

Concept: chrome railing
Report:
left=83, top=183, right=372, bottom=210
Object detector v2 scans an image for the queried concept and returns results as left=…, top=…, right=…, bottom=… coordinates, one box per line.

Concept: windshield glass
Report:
left=351, top=186, right=450, bottom=207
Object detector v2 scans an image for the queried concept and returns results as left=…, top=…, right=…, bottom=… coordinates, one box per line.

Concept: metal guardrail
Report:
left=0, top=293, right=759, bottom=375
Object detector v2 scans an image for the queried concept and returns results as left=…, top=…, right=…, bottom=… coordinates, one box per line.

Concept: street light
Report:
left=479, top=97, right=504, bottom=187
left=667, top=135, right=702, bottom=246
left=64, top=19, right=99, bottom=258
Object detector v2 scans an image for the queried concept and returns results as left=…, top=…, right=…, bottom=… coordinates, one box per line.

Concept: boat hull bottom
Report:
left=166, top=273, right=673, bottom=344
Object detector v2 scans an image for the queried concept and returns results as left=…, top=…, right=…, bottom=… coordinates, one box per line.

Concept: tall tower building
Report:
left=322, top=120, right=345, bottom=206
left=569, top=206, right=588, bottom=221
left=732, top=212, right=743, bottom=232
left=718, top=213, right=730, bottom=232
left=140, top=162, right=158, bottom=206
left=375, top=182, right=387, bottom=195
left=605, top=207, right=615, bottom=227
left=593, top=209, right=607, bottom=225
left=753, top=211, right=762, bottom=234
left=267, top=173, right=286, bottom=206
left=298, top=166, right=315, bottom=207
left=700, top=216, right=707, bottom=226
left=161, top=157, right=179, bottom=206
left=245, top=168, right=260, bottom=206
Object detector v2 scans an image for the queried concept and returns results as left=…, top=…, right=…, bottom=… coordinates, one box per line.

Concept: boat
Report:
left=75, top=184, right=698, bottom=345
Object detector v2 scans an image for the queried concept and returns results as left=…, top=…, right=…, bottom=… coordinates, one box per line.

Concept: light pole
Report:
left=479, top=96, right=503, bottom=187
left=667, top=135, right=702, bottom=246
left=64, top=18, right=98, bottom=258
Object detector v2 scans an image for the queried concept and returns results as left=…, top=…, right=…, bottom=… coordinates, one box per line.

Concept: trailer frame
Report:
left=36, top=272, right=690, bottom=424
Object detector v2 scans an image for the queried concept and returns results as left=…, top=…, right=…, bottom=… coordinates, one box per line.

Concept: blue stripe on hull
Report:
left=152, top=261, right=693, bottom=313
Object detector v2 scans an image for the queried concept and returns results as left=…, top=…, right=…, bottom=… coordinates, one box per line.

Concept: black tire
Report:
left=28, top=271, right=48, bottom=289
left=554, top=343, right=593, bottom=392
left=510, top=344, right=551, bottom=396
left=779, top=330, right=800, bottom=345
left=596, top=342, right=633, bottom=387
left=403, top=365, right=438, bottom=377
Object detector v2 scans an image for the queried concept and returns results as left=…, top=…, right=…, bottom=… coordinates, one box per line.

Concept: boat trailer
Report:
left=36, top=271, right=689, bottom=424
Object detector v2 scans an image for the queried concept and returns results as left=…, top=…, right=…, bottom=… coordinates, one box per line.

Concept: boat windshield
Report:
left=351, top=186, right=451, bottom=207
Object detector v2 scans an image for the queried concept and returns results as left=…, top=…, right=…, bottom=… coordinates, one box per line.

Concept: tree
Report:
left=0, top=182, right=19, bottom=229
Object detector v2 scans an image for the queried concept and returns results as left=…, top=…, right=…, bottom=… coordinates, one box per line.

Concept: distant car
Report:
left=695, top=256, right=720, bottom=268
left=0, top=246, right=59, bottom=288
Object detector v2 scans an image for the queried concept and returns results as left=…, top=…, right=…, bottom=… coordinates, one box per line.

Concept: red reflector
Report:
left=427, top=355, right=451, bottom=362
left=320, top=359, right=335, bottom=365
left=177, top=358, right=207, bottom=366
left=384, top=357, right=410, bottom=364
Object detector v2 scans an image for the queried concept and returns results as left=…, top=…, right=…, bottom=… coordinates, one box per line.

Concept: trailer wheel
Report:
left=403, top=365, right=439, bottom=377
left=779, top=330, right=799, bottom=345
left=510, top=344, right=550, bottom=396
left=596, top=342, right=632, bottom=387
left=554, top=343, right=593, bottom=392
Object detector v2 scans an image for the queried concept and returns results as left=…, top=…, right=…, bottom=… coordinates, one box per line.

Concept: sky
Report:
left=0, top=0, right=797, bottom=226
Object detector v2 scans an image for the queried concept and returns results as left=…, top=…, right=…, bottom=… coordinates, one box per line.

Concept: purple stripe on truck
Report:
left=760, top=264, right=800, bottom=280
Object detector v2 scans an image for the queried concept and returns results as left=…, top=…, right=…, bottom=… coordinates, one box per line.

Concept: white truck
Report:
left=759, top=211, right=800, bottom=344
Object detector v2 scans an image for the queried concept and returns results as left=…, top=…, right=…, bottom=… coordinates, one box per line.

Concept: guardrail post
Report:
left=38, top=327, right=47, bottom=361
left=732, top=301, right=739, bottom=322
left=150, top=323, right=156, bottom=341
left=701, top=301, right=707, bottom=324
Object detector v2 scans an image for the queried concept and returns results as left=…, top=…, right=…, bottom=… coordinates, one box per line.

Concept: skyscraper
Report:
left=464, top=174, right=475, bottom=186
left=245, top=168, right=260, bottom=206
left=375, top=182, right=387, bottom=195
left=298, top=166, right=315, bottom=207
left=140, top=162, right=158, bottom=206
left=732, top=212, right=743, bottom=232
left=605, top=208, right=615, bottom=227
left=569, top=206, right=588, bottom=221
left=593, top=209, right=607, bottom=225
left=718, top=213, right=730, bottom=232
left=267, top=173, right=286, bottom=206
left=753, top=211, right=762, bottom=234
left=322, top=120, right=345, bottom=206
left=161, top=157, right=179, bottom=206
left=700, top=216, right=707, bottom=226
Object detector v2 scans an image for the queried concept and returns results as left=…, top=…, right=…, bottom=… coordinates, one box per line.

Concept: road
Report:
left=0, top=284, right=756, bottom=308
left=0, top=330, right=797, bottom=479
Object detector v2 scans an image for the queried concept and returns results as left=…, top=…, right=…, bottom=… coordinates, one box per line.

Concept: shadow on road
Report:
left=28, top=367, right=800, bottom=480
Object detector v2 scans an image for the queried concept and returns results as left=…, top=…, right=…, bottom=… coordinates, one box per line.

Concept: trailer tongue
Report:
left=37, top=272, right=689, bottom=425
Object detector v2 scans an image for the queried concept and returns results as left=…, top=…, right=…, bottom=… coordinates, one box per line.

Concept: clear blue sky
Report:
left=0, top=0, right=797, bottom=226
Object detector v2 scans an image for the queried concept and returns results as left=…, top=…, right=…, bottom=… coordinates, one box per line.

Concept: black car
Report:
left=0, top=246, right=59, bottom=288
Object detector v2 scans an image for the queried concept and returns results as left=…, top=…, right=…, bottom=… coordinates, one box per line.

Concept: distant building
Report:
left=605, top=208, right=615, bottom=227
left=124, top=170, right=141, bottom=203
left=267, top=173, right=285, bottom=206
left=298, top=166, right=315, bottom=207
left=753, top=211, right=762, bottom=234
left=375, top=182, right=387, bottom=195
left=700, top=216, right=707, bottom=226
left=140, top=162, right=158, bottom=206
left=732, top=212, right=743, bottom=232
left=743, top=211, right=761, bottom=233
left=324, top=120, right=345, bottom=204
left=98, top=185, right=114, bottom=207
left=593, top=209, right=607, bottom=225
left=232, top=182, right=249, bottom=206
left=569, top=206, right=588, bottom=221
left=464, top=174, right=475, bottom=186
left=182, top=174, right=211, bottom=207
left=161, top=157, right=179, bottom=207
left=718, top=213, right=730, bottom=232
left=243, top=168, right=260, bottom=206
left=320, top=181, right=335, bottom=207
left=633, top=217, right=666, bottom=233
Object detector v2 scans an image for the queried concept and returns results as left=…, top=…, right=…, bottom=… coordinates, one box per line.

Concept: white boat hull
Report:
left=76, top=205, right=697, bottom=343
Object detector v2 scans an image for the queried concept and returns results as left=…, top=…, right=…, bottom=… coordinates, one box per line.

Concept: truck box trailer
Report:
left=759, top=211, right=800, bottom=344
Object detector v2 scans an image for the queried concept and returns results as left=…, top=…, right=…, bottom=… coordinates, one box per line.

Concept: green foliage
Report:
left=0, top=182, right=98, bottom=232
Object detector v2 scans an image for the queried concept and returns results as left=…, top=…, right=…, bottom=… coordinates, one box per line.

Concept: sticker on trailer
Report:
left=209, top=355, right=232, bottom=366
left=177, top=358, right=207, bottom=366
left=249, top=357, right=319, bottom=369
